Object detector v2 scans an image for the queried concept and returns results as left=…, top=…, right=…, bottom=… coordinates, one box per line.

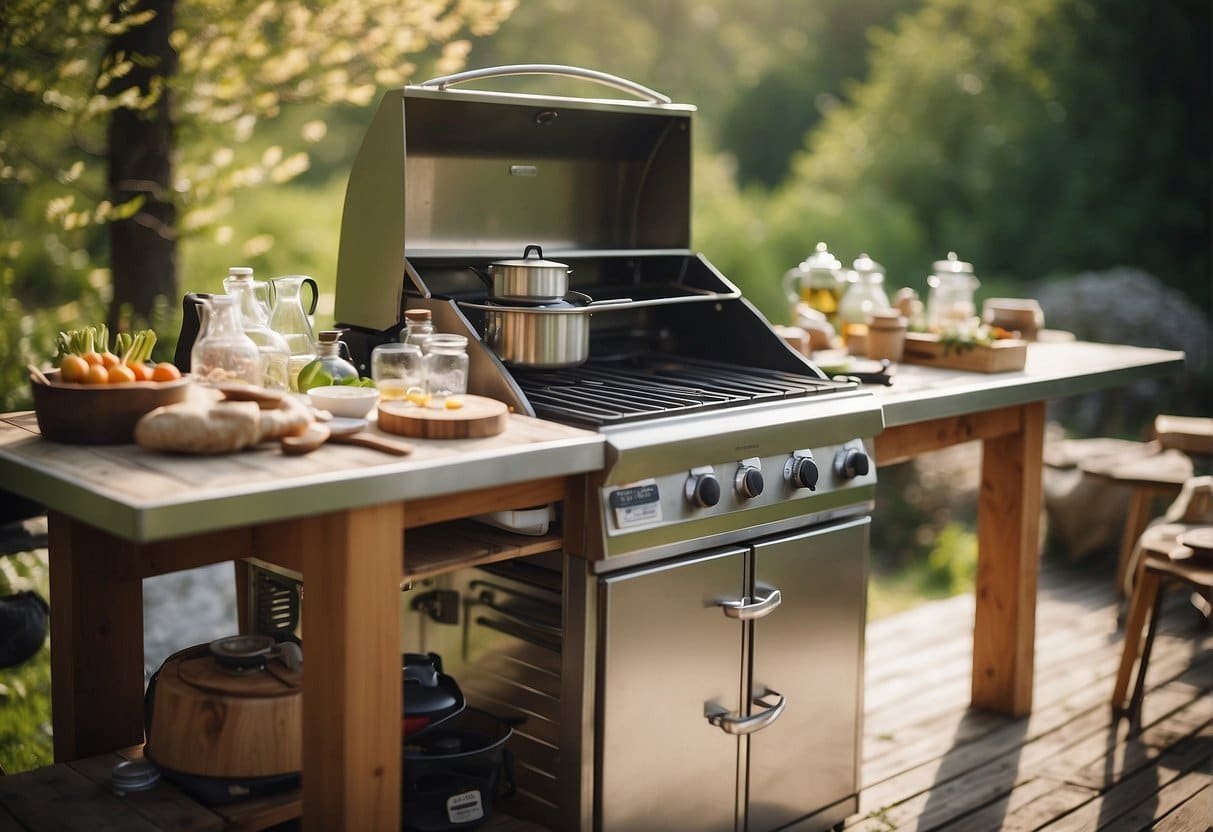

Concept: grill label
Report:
left=609, top=481, right=662, bottom=528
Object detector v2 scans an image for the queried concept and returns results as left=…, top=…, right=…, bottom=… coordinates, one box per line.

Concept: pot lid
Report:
left=491, top=244, right=569, bottom=271
left=932, top=251, right=974, bottom=274
left=800, top=242, right=842, bottom=273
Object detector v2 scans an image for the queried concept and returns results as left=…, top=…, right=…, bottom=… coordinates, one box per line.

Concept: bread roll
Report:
left=135, top=400, right=262, bottom=454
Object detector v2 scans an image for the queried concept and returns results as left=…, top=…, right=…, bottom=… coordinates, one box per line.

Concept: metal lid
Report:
left=800, top=242, right=841, bottom=273
left=111, top=759, right=160, bottom=794
left=492, top=244, right=569, bottom=271
left=932, top=251, right=974, bottom=274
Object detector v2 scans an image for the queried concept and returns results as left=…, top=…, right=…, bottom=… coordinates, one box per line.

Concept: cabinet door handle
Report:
left=718, top=587, right=781, bottom=620
left=705, top=689, right=786, bottom=735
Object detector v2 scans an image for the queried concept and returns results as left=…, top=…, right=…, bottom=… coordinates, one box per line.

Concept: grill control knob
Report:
left=785, top=456, right=819, bottom=491
left=686, top=472, right=722, bottom=508
left=734, top=465, right=765, bottom=500
left=834, top=447, right=871, bottom=480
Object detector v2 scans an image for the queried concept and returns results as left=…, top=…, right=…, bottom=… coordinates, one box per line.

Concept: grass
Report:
left=0, top=549, right=52, bottom=774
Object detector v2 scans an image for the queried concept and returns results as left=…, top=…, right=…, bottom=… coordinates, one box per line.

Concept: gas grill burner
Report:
left=511, top=356, right=859, bottom=427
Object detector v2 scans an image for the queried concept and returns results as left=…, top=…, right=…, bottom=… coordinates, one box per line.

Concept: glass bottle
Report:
left=297, top=330, right=360, bottom=393
left=837, top=253, right=891, bottom=346
left=190, top=295, right=262, bottom=386
left=782, top=242, right=844, bottom=327
left=401, top=308, right=436, bottom=352
left=223, top=266, right=273, bottom=320
left=224, top=268, right=291, bottom=390
left=268, top=275, right=318, bottom=392
left=926, top=252, right=980, bottom=332
left=423, top=334, right=469, bottom=403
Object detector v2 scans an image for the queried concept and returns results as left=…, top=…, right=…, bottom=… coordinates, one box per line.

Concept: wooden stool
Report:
left=1080, top=445, right=1193, bottom=596
left=1111, top=526, right=1213, bottom=722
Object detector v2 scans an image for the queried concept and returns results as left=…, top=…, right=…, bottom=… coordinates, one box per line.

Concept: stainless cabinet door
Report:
left=746, top=517, right=869, bottom=832
left=599, top=546, right=747, bottom=832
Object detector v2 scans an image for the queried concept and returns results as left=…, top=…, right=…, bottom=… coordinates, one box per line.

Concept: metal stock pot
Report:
left=487, top=245, right=570, bottom=302
left=464, top=292, right=629, bottom=369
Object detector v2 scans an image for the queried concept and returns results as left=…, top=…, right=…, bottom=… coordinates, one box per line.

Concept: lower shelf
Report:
left=0, top=748, right=549, bottom=832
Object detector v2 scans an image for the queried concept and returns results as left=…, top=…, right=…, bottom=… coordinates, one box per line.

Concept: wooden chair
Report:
left=1080, top=415, right=1212, bottom=597
left=1111, top=479, right=1213, bottom=723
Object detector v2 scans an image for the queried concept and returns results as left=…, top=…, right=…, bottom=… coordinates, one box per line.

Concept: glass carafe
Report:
left=297, top=330, right=360, bottom=392
left=782, top=242, right=843, bottom=327
left=268, top=275, right=318, bottom=392
left=190, top=295, right=262, bottom=385
left=225, top=268, right=291, bottom=390
left=837, top=253, right=891, bottom=345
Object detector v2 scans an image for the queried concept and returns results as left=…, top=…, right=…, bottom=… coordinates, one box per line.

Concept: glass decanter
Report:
left=225, top=268, right=291, bottom=390
left=837, top=253, right=891, bottom=345
left=190, top=295, right=261, bottom=386
left=297, top=330, right=360, bottom=392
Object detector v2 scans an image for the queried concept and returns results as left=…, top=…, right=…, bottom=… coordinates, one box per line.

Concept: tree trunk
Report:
left=106, top=0, right=178, bottom=336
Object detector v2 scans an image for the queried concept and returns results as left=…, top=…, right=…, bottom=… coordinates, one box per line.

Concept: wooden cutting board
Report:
left=378, top=395, right=509, bottom=439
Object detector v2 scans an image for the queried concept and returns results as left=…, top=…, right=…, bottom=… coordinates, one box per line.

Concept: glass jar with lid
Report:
left=782, top=242, right=844, bottom=327
left=224, top=267, right=291, bottom=390
left=926, top=252, right=980, bottom=332
left=190, top=295, right=262, bottom=386
left=836, top=253, right=891, bottom=344
left=423, top=334, right=469, bottom=402
left=296, top=330, right=360, bottom=392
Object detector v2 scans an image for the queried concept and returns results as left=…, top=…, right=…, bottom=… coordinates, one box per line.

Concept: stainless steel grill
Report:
left=319, top=64, right=884, bottom=832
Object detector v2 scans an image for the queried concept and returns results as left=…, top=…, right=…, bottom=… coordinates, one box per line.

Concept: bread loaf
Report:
left=135, top=400, right=263, bottom=454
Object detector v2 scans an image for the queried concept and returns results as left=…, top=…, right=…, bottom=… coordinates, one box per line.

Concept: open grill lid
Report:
left=335, top=65, right=696, bottom=332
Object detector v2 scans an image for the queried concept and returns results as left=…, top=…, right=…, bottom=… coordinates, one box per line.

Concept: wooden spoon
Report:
left=325, top=417, right=413, bottom=456
left=279, top=418, right=413, bottom=456
left=280, top=422, right=331, bottom=455
left=27, top=364, right=50, bottom=386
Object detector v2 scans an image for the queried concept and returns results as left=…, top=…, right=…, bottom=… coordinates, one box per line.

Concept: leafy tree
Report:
left=0, top=0, right=515, bottom=340
left=779, top=0, right=1211, bottom=312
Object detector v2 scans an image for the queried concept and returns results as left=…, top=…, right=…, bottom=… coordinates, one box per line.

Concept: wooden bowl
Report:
left=31, top=369, right=191, bottom=444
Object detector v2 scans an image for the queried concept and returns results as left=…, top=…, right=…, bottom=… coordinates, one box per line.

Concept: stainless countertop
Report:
left=874, top=340, right=1185, bottom=427
left=0, top=340, right=1185, bottom=543
left=0, top=410, right=604, bottom=543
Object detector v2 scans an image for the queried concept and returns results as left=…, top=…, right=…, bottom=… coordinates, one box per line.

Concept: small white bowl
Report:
left=307, top=385, right=379, bottom=418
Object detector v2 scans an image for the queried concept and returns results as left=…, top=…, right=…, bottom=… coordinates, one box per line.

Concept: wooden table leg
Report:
left=259, top=503, right=404, bottom=831
left=972, top=401, right=1045, bottom=717
left=46, top=512, right=146, bottom=761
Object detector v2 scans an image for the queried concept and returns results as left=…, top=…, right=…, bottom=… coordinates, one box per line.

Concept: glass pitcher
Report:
left=225, top=268, right=291, bottom=390
left=190, top=295, right=261, bottom=385
left=268, top=275, right=319, bottom=391
left=782, top=242, right=843, bottom=327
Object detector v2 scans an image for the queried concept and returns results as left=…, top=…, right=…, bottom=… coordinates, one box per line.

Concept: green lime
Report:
left=296, top=361, right=332, bottom=392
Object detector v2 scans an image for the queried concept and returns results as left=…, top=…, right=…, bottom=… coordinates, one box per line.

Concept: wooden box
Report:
left=900, top=332, right=1027, bottom=373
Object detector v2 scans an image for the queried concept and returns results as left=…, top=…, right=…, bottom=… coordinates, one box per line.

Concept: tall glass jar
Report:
left=190, top=295, right=262, bottom=385
left=836, top=253, right=891, bottom=345
left=297, top=330, right=359, bottom=392
left=926, top=252, right=980, bottom=332
left=268, top=275, right=318, bottom=391
left=401, top=308, right=435, bottom=352
left=422, top=334, right=468, bottom=403
left=224, top=268, right=291, bottom=390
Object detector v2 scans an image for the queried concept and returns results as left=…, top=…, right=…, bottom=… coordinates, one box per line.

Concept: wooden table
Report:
left=871, top=340, right=1184, bottom=717
left=0, top=411, right=603, bottom=832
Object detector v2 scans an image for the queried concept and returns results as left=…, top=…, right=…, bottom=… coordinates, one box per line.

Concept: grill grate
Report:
left=511, top=356, right=854, bottom=427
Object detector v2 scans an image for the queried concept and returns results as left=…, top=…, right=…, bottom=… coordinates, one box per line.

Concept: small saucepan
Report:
left=483, top=245, right=570, bottom=302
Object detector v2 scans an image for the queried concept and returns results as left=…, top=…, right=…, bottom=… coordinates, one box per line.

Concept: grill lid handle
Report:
left=417, top=64, right=673, bottom=105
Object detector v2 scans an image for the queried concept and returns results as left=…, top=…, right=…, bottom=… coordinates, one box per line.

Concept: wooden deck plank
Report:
left=1152, top=784, right=1213, bottom=831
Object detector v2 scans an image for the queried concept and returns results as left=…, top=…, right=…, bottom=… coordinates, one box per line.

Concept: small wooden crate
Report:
left=900, top=332, right=1028, bottom=373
